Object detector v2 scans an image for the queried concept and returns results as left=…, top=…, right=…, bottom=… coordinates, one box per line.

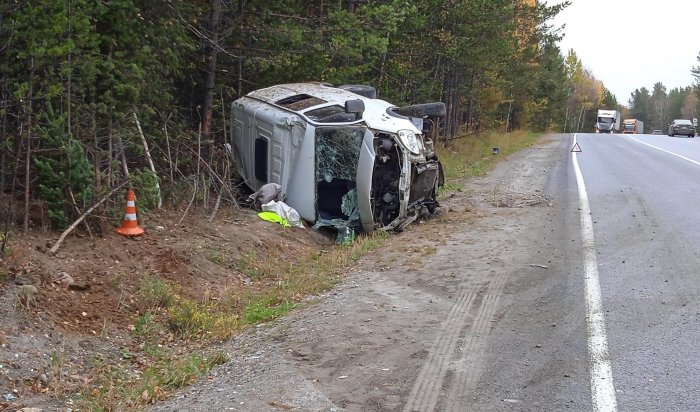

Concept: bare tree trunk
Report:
left=376, top=43, right=388, bottom=90
left=505, top=100, right=513, bottom=132
left=178, top=124, right=202, bottom=226
left=163, top=113, right=174, bottom=186
left=117, top=133, right=129, bottom=181
left=235, top=1, right=246, bottom=98
left=23, top=61, right=35, bottom=233
left=443, top=64, right=461, bottom=143
left=107, top=117, right=113, bottom=188
left=91, top=108, right=100, bottom=195
left=576, top=106, right=585, bottom=132
left=236, top=52, right=243, bottom=97
left=201, top=0, right=222, bottom=144
left=0, top=100, right=7, bottom=192
left=133, top=112, right=162, bottom=209
left=66, top=0, right=72, bottom=135
left=466, top=71, right=476, bottom=130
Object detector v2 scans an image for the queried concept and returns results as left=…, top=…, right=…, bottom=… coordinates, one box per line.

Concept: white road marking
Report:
left=572, top=134, right=618, bottom=412
left=628, top=136, right=700, bottom=166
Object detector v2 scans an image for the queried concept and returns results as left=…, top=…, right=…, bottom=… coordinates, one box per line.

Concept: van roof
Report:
left=245, top=83, right=420, bottom=134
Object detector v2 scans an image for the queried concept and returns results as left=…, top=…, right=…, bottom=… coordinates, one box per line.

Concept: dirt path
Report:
left=151, top=135, right=570, bottom=412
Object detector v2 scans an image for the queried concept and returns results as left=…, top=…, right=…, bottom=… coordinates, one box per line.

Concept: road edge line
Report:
left=572, top=133, right=619, bottom=412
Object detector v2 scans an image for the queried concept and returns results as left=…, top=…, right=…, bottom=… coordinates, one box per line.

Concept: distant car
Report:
left=668, top=119, right=696, bottom=137
left=651, top=129, right=663, bottom=135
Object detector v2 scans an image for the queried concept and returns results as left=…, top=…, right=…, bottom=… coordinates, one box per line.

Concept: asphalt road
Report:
left=572, top=132, right=700, bottom=411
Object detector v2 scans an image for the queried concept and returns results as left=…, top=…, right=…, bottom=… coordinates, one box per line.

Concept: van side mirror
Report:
left=345, top=99, right=365, bottom=120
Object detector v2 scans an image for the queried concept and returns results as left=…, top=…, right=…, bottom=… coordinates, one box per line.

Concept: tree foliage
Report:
left=1, top=0, right=590, bottom=231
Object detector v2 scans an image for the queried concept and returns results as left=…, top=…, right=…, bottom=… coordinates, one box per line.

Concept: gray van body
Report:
left=231, top=83, right=443, bottom=233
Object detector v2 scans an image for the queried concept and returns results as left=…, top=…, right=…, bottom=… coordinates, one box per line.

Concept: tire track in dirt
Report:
left=444, top=267, right=510, bottom=410
left=404, top=250, right=511, bottom=412
left=443, top=293, right=501, bottom=411
left=402, top=290, right=477, bottom=412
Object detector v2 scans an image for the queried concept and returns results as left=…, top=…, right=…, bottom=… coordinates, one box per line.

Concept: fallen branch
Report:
left=49, top=180, right=130, bottom=255
left=528, top=264, right=548, bottom=269
left=68, top=188, right=94, bottom=240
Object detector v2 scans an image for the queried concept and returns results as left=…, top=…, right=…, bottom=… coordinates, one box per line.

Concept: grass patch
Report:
left=437, top=130, right=542, bottom=195
left=167, top=296, right=240, bottom=339
left=234, top=251, right=276, bottom=279
left=137, top=275, right=175, bottom=310
left=79, top=351, right=228, bottom=411
left=244, top=299, right=298, bottom=324
left=206, top=248, right=223, bottom=265
left=134, top=312, right=162, bottom=339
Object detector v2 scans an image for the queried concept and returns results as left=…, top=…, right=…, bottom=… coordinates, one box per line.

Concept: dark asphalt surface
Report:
left=467, top=135, right=593, bottom=411
left=575, top=132, right=700, bottom=411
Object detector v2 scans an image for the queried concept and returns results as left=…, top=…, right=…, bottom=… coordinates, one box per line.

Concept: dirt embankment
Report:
left=0, top=206, right=334, bottom=411
left=0, top=134, right=564, bottom=412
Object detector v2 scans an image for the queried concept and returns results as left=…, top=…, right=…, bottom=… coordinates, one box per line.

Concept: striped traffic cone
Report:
left=116, top=189, right=144, bottom=237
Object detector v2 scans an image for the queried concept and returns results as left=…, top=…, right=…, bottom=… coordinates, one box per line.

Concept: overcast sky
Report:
left=545, top=0, right=700, bottom=105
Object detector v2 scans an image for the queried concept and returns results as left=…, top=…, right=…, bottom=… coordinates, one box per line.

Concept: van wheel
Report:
left=336, top=84, right=377, bottom=99
left=394, top=102, right=447, bottom=118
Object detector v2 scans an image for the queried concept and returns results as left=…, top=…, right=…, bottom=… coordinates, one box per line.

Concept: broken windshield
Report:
left=315, top=127, right=364, bottom=182
left=314, top=126, right=366, bottom=229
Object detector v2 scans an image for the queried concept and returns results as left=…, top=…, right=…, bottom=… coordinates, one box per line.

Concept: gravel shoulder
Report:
left=151, top=134, right=580, bottom=412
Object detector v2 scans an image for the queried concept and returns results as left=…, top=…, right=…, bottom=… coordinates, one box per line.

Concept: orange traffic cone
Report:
left=116, top=189, right=144, bottom=237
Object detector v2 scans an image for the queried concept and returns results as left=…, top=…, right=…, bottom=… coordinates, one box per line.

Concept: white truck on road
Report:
left=596, top=110, right=621, bottom=133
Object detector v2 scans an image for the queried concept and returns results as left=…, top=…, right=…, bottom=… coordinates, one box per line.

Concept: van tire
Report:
left=394, top=102, right=447, bottom=118
left=337, top=84, right=377, bottom=99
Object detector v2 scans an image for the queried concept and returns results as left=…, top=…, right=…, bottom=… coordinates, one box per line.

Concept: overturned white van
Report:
left=230, top=83, right=444, bottom=234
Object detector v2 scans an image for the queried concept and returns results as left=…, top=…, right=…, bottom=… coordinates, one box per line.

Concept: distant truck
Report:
left=622, top=119, right=644, bottom=134
left=596, top=110, right=621, bottom=133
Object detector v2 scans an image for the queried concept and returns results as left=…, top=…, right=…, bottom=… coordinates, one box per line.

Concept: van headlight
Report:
left=397, top=130, right=422, bottom=154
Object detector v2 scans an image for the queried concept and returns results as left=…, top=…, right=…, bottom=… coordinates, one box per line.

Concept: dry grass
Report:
left=437, top=130, right=541, bottom=193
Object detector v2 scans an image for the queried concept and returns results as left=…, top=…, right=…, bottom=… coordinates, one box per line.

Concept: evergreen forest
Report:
left=1, top=0, right=629, bottom=233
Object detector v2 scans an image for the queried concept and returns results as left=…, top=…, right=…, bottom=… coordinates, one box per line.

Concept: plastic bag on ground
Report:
left=261, top=200, right=304, bottom=228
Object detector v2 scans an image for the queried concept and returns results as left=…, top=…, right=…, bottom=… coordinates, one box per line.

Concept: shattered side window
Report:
left=315, top=127, right=364, bottom=182
left=306, top=105, right=356, bottom=123
left=276, top=94, right=327, bottom=111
